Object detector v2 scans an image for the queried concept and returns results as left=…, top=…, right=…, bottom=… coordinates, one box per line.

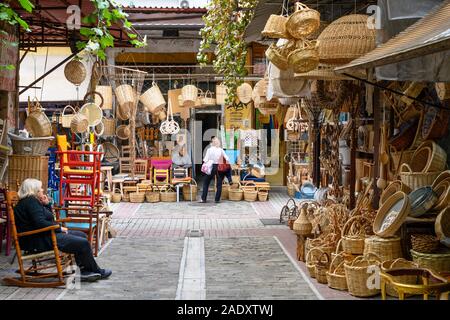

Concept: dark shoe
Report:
left=99, top=268, right=112, bottom=280
left=215, top=201, right=220, bottom=203
left=198, top=200, right=207, bottom=203
left=80, top=271, right=101, bottom=282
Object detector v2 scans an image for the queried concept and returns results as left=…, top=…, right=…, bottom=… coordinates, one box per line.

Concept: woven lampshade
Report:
left=317, top=14, right=376, bottom=65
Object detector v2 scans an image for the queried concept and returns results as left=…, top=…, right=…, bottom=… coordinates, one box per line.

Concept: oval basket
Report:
left=411, top=140, right=447, bottom=173
left=399, top=163, right=440, bottom=191
left=70, top=112, right=89, bottom=134
left=373, top=191, right=410, bottom=238
left=380, top=180, right=411, bottom=207
left=285, top=2, right=320, bottom=39
left=8, top=133, right=54, bottom=156
left=363, top=236, right=402, bottom=262
left=237, top=83, right=253, bottom=104
left=64, top=60, right=86, bottom=85
left=61, top=105, right=76, bottom=128
left=25, top=107, right=52, bottom=137
left=410, top=248, right=450, bottom=273
left=287, top=40, right=319, bottom=73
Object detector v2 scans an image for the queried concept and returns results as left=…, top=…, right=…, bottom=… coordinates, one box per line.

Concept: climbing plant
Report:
left=197, top=0, right=258, bottom=105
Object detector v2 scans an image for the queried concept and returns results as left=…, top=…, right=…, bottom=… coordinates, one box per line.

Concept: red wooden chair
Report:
left=57, top=135, right=102, bottom=207
left=0, top=187, right=12, bottom=256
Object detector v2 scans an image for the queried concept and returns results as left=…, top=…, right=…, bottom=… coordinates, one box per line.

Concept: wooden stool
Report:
left=111, top=177, right=125, bottom=197
left=297, top=234, right=313, bottom=262
left=100, top=166, right=114, bottom=193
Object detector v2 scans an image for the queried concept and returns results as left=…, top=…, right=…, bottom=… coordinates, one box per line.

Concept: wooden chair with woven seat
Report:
left=2, top=190, right=75, bottom=288
left=133, top=159, right=148, bottom=180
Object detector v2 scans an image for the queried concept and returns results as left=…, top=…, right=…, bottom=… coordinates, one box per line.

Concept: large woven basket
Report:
left=364, top=236, right=402, bottom=262
left=317, top=14, right=376, bottom=65
left=326, top=252, right=349, bottom=291
left=160, top=186, right=177, bottom=202
left=285, top=2, right=320, bottom=39
left=228, top=182, right=243, bottom=201
left=261, top=14, right=289, bottom=38
left=373, top=191, right=410, bottom=238
left=243, top=182, right=258, bottom=202
left=95, top=85, right=112, bottom=110
left=268, top=62, right=308, bottom=96
left=130, top=192, right=145, bottom=203
left=145, top=186, right=160, bottom=203
left=140, top=82, right=166, bottom=114
left=64, top=60, right=86, bottom=85
left=410, top=234, right=440, bottom=254
left=182, top=179, right=198, bottom=201
left=341, top=215, right=372, bottom=255
left=410, top=140, right=447, bottom=173
left=381, top=258, right=419, bottom=297
left=287, top=40, right=319, bottom=73
left=8, top=133, right=53, bottom=156
left=344, top=253, right=381, bottom=297
left=115, top=84, right=137, bottom=114
left=410, top=248, right=450, bottom=273
left=25, top=106, right=52, bottom=137
left=399, top=163, right=440, bottom=190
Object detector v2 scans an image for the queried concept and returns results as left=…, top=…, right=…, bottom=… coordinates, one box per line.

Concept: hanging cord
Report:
left=40, top=47, right=49, bottom=101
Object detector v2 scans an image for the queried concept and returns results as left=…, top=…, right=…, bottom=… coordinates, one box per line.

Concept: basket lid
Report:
left=80, top=102, right=103, bottom=126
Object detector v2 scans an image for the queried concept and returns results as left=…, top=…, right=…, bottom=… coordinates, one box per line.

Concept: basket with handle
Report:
left=228, top=182, right=243, bottom=201
left=181, top=85, right=198, bottom=107
left=285, top=2, right=320, bottom=39
left=315, top=251, right=330, bottom=284
left=261, top=14, right=289, bottom=38
left=265, top=43, right=290, bottom=70
left=257, top=188, right=269, bottom=202
left=160, top=185, right=177, bottom=202
left=200, top=90, right=216, bottom=107
left=306, top=247, right=324, bottom=279
left=64, top=59, right=86, bottom=85
left=60, top=105, right=76, bottom=128
left=111, top=188, right=122, bottom=203
left=70, top=112, right=89, bottom=134
left=145, top=185, right=160, bottom=203
left=242, top=182, right=258, bottom=202
left=380, top=258, right=420, bottom=297
left=25, top=98, right=52, bottom=137
left=221, top=181, right=230, bottom=200
left=399, top=163, right=440, bottom=190
left=344, top=253, right=381, bottom=297
left=363, top=235, right=403, bottom=262
left=341, top=215, right=373, bottom=255
left=287, top=39, right=319, bottom=73
left=326, top=252, right=349, bottom=291
left=140, top=82, right=166, bottom=114
left=129, top=190, right=145, bottom=203
left=411, top=140, right=447, bottom=173
left=182, top=179, right=198, bottom=201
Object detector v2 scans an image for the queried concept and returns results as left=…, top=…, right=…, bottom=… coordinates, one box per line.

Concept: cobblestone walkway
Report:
left=0, top=188, right=354, bottom=300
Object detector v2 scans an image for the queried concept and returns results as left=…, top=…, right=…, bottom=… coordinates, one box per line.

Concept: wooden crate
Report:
left=8, top=155, right=49, bottom=192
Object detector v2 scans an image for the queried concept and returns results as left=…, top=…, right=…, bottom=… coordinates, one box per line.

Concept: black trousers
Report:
left=202, top=164, right=221, bottom=202
left=56, top=230, right=100, bottom=273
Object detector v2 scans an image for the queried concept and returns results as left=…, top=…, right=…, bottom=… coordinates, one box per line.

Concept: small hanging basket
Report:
left=261, top=14, right=289, bottom=39
left=200, top=90, right=216, bottom=107
left=286, top=2, right=320, bottom=39
left=96, top=85, right=113, bottom=110
left=70, top=112, right=89, bottom=134
left=25, top=100, right=52, bottom=137
left=116, top=125, right=131, bottom=140
left=265, top=43, right=290, bottom=71
left=60, top=105, right=76, bottom=128
left=181, top=85, right=198, bottom=107
left=287, top=40, right=319, bottom=73
left=140, top=82, right=166, bottom=114
left=115, top=84, right=137, bottom=115
left=102, top=117, right=116, bottom=136
left=64, top=59, right=86, bottom=85
left=216, top=83, right=227, bottom=105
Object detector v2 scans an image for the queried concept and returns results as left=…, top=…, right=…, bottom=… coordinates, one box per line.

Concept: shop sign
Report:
left=224, top=100, right=253, bottom=130
left=0, top=23, right=18, bottom=92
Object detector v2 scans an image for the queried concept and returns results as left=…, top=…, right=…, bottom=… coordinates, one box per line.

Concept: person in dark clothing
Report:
left=14, top=178, right=112, bottom=282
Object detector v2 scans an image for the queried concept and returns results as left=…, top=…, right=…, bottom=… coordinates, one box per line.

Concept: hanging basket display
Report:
left=317, top=14, right=376, bottom=65
left=261, top=14, right=289, bottom=38
left=181, top=85, right=198, bottom=107
left=140, top=82, right=166, bottom=114
left=287, top=39, right=319, bottom=73
left=60, top=105, right=76, bottom=128
left=64, top=60, right=86, bottom=85
left=285, top=2, right=320, bottom=39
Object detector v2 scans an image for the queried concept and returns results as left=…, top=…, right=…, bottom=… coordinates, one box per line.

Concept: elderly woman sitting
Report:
left=13, top=178, right=112, bottom=282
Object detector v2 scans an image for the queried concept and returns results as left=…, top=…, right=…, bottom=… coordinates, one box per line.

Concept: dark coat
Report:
left=13, top=196, right=61, bottom=253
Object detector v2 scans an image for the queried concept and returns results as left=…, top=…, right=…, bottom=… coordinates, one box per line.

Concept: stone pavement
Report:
left=0, top=187, right=359, bottom=300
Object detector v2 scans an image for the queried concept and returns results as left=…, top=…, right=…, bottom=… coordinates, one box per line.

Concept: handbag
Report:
left=218, top=155, right=231, bottom=173
left=201, top=160, right=213, bottom=175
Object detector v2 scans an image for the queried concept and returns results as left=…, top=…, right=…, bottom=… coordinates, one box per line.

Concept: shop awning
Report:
left=335, top=0, right=450, bottom=73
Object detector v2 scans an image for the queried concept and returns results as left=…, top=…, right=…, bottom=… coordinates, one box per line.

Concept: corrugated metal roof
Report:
left=336, top=0, right=450, bottom=72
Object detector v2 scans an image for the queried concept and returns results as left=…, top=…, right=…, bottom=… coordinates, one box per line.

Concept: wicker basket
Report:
left=111, top=188, right=122, bottom=203
left=258, top=189, right=269, bottom=202
left=287, top=40, right=319, bottom=73
left=8, top=155, right=48, bottom=192
left=265, top=43, right=290, bottom=70
left=129, top=192, right=145, bottom=203
left=116, top=125, right=131, bottom=140
left=261, top=14, right=289, bottom=38
left=216, top=83, right=227, bottom=105
left=200, top=90, right=216, bottom=107
left=317, top=14, right=376, bottom=65
left=140, top=82, right=166, bottom=114
left=341, top=215, right=372, bottom=255
left=237, top=83, right=253, bottom=104
left=411, top=234, right=440, bottom=254
left=102, top=117, right=115, bottom=136
left=344, top=253, right=381, bottom=297
left=433, top=179, right=450, bottom=211
left=182, top=179, right=198, bottom=201
left=115, top=84, right=137, bottom=114
left=64, top=60, right=86, bottom=85
left=228, top=182, right=243, bottom=201
left=8, top=133, right=53, bottom=156
left=364, top=236, right=402, bottom=262
left=181, top=85, right=198, bottom=107
left=381, top=258, right=420, bottom=297
left=379, top=180, right=411, bottom=207
left=243, top=182, right=258, bottom=202
left=80, top=101, right=103, bottom=127
left=411, top=140, right=447, bottom=173
left=389, top=148, right=415, bottom=175
left=145, top=186, right=160, bottom=203
left=410, top=249, right=450, bottom=273
left=61, top=105, right=76, bottom=128
left=258, top=102, right=280, bottom=115
left=306, top=247, right=324, bottom=279
left=285, top=2, right=320, bottom=39
left=399, top=163, right=440, bottom=190
left=160, top=186, right=177, bottom=202
left=315, top=251, right=330, bottom=284
left=25, top=106, right=52, bottom=137
left=70, top=112, right=89, bottom=134
left=435, top=207, right=450, bottom=243
left=326, top=252, right=349, bottom=291
left=287, top=183, right=296, bottom=197
left=96, top=85, right=112, bottom=110
left=373, top=191, right=410, bottom=238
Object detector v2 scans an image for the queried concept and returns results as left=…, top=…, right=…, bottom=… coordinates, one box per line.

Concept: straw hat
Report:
left=237, top=83, right=253, bottom=104
left=116, top=125, right=131, bottom=140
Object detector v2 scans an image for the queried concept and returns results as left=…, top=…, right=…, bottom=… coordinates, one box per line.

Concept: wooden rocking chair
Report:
left=2, top=191, right=75, bottom=288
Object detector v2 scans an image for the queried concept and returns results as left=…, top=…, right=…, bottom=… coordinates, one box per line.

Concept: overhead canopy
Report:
left=336, top=0, right=450, bottom=73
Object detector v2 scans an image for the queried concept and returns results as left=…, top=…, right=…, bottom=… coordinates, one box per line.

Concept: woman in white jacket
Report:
left=200, top=137, right=229, bottom=203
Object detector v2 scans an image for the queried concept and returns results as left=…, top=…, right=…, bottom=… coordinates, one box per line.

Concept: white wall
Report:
left=19, top=47, right=93, bottom=102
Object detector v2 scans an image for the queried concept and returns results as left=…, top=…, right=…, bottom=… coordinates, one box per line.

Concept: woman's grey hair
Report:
left=18, top=178, right=43, bottom=199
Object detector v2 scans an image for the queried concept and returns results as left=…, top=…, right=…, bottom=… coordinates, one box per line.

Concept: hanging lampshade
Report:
left=317, top=14, right=376, bottom=65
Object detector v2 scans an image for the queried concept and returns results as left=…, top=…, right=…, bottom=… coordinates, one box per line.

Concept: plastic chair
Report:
left=56, top=135, right=102, bottom=207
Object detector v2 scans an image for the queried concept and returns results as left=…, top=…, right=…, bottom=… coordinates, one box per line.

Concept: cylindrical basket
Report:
left=102, top=117, right=115, bottom=136
left=115, top=84, right=137, bottom=114
left=363, top=236, right=402, bottom=262
left=96, top=85, right=113, bottom=110
left=181, top=85, right=198, bottom=107
left=182, top=179, right=198, bottom=201
left=130, top=192, right=145, bottom=203
left=228, top=182, right=243, bottom=201
left=341, top=215, right=372, bottom=255
left=344, top=253, right=381, bottom=297
left=140, top=82, right=166, bottom=114
left=221, top=181, right=230, bottom=200
left=261, top=14, right=289, bottom=38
